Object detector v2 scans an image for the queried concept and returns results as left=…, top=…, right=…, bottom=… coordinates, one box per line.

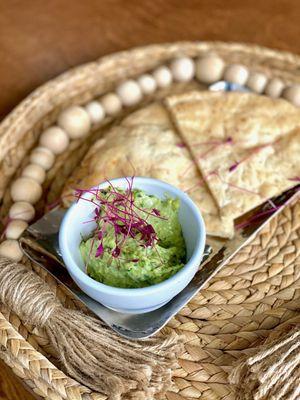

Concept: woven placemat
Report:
left=0, top=41, right=299, bottom=400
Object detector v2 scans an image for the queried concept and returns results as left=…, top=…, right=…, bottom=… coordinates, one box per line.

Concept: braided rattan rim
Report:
left=0, top=41, right=299, bottom=400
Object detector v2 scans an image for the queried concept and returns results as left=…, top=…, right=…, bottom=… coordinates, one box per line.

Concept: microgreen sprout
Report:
left=75, top=177, right=166, bottom=262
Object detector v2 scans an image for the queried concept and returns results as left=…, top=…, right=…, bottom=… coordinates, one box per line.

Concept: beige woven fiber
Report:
left=0, top=42, right=299, bottom=400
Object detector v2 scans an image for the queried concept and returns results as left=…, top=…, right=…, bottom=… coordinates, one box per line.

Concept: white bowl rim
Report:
left=59, top=177, right=206, bottom=296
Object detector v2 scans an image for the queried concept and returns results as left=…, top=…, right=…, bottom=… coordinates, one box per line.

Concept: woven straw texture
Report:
left=0, top=41, right=299, bottom=400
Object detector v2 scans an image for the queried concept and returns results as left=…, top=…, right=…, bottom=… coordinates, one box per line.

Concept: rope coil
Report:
left=0, top=258, right=183, bottom=400
left=229, top=325, right=300, bottom=400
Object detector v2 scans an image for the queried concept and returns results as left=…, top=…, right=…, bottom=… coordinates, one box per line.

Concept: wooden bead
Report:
left=101, top=93, right=122, bottom=115
left=170, top=57, right=195, bottom=82
left=117, top=80, right=142, bottom=106
left=282, top=85, right=300, bottom=107
left=58, top=106, right=91, bottom=139
left=153, top=66, right=173, bottom=88
left=85, top=101, right=105, bottom=124
left=264, top=78, right=284, bottom=98
left=195, top=55, right=225, bottom=84
left=30, top=147, right=55, bottom=170
left=22, top=164, right=46, bottom=184
left=0, top=240, right=23, bottom=262
left=137, top=74, right=157, bottom=94
left=11, top=177, right=42, bottom=204
left=224, top=64, right=249, bottom=85
left=9, top=202, right=35, bottom=222
left=246, top=72, right=268, bottom=93
left=5, top=220, right=28, bottom=240
left=40, top=126, right=69, bottom=155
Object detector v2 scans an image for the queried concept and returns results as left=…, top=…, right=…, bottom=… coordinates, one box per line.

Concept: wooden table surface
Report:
left=0, top=0, right=299, bottom=398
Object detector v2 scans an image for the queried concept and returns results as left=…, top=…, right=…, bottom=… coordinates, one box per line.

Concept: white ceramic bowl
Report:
left=59, top=177, right=206, bottom=313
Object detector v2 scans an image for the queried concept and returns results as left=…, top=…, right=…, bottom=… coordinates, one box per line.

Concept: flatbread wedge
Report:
left=166, top=91, right=300, bottom=149
left=166, top=91, right=300, bottom=218
left=195, top=129, right=300, bottom=218
left=122, top=103, right=172, bottom=129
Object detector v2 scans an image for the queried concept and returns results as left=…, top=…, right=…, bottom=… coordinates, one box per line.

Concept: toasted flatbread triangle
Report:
left=166, top=91, right=300, bottom=148
left=122, top=103, right=172, bottom=128
left=166, top=91, right=300, bottom=218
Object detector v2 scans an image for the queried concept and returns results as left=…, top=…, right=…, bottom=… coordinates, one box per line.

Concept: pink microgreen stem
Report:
left=184, top=180, right=205, bottom=194
left=180, top=162, right=194, bottom=179
left=289, top=177, right=300, bottom=182
left=198, top=138, right=232, bottom=160
left=78, top=177, right=165, bottom=264
left=228, top=141, right=276, bottom=173
left=236, top=205, right=282, bottom=230
left=213, top=170, right=261, bottom=197
left=194, top=137, right=233, bottom=147
left=227, top=182, right=261, bottom=196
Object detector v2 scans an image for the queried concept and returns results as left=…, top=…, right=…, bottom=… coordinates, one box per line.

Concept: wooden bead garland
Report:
left=58, top=106, right=91, bottom=139
left=40, top=127, right=69, bottom=155
left=101, top=93, right=122, bottom=115
left=153, top=66, right=173, bottom=88
left=282, top=85, right=300, bottom=107
left=11, top=177, right=42, bottom=204
left=170, top=57, right=195, bottom=82
left=3, top=53, right=299, bottom=261
left=246, top=72, right=268, bottom=93
left=224, top=64, right=249, bottom=85
left=5, top=220, right=28, bottom=240
left=85, top=101, right=105, bottom=124
left=9, top=202, right=35, bottom=222
left=30, top=147, right=55, bottom=170
left=0, top=240, right=23, bottom=261
left=137, top=74, right=157, bottom=94
left=116, top=80, right=143, bottom=106
left=195, top=55, right=225, bottom=84
left=22, top=164, right=46, bottom=184
left=265, top=78, right=285, bottom=98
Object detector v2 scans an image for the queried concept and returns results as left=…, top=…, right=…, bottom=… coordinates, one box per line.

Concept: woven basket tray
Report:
left=0, top=41, right=299, bottom=400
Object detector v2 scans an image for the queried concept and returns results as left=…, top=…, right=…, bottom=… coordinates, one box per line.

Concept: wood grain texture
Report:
left=0, top=0, right=300, bottom=120
left=0, top=1, right=299, bottom=399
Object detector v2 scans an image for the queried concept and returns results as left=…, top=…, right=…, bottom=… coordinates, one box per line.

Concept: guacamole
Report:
left=80, top=188, right=186, bottom=288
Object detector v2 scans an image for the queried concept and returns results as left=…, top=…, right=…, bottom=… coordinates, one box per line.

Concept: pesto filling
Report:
left=80, top=189, right=186, bottom=288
